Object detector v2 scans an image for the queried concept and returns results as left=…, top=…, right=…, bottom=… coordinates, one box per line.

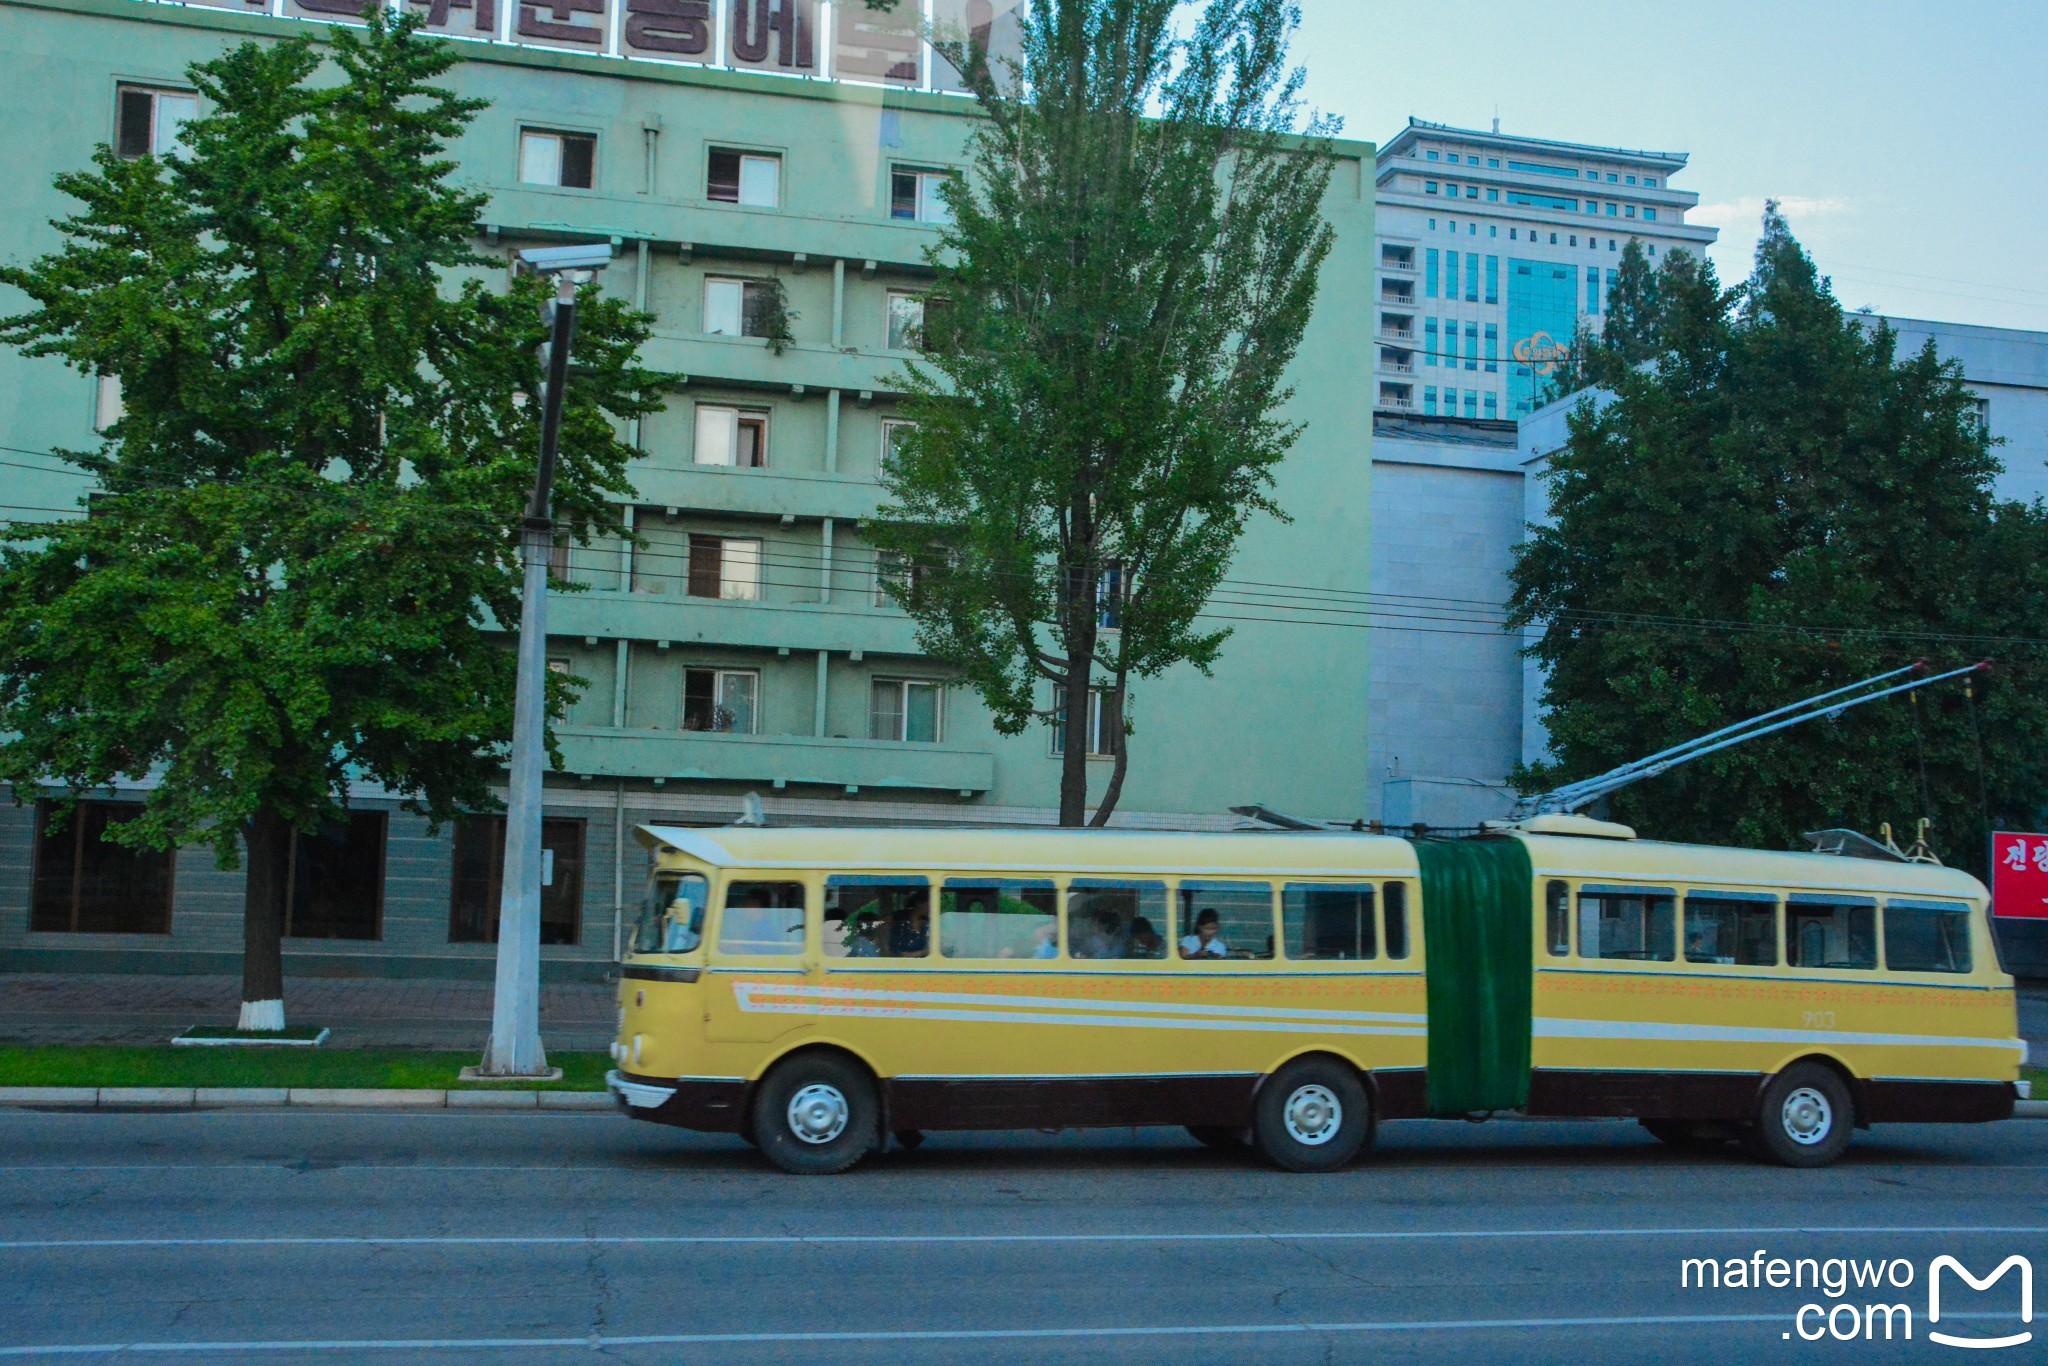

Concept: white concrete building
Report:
left=1372, top=118, right=1718, bottom=421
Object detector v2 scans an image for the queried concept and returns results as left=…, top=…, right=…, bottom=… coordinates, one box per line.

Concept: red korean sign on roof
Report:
left=1991, top=832, right=2048, bottom=920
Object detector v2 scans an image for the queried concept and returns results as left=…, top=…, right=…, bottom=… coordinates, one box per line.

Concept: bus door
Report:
left=1410, top=838, right=1535, bottom=1115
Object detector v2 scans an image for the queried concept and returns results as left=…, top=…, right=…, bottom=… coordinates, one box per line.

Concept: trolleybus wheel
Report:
left=1187, top=1125, right=1250, bottom=1153
left=751, top=1054, right=878, bottom=1175
left=1252, top=1059, right=1372, bottom=1173
left=1749, top=1063, right=1855, bottom=1168
left=1640, top=1119, right=1729, bottom=1151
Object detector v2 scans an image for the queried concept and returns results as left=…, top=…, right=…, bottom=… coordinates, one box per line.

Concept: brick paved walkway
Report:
left=0, top=973, right=616, bottom=1051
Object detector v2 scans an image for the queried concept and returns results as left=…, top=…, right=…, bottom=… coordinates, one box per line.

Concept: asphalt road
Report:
left=1, top=1109, right=2042, bottom=1364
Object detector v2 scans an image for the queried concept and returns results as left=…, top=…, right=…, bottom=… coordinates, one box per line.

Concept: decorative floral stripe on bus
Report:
left=729, top=982, right=1428, bottom=1036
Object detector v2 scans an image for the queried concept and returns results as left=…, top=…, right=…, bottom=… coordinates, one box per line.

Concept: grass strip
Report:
left=0, top=1046, right=609, bottom=1091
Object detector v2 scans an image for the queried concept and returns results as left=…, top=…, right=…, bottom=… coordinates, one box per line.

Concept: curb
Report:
left=0, top=1086, right=613, bottom=1111
left=2018, top=1100, right=2048, bottom=1119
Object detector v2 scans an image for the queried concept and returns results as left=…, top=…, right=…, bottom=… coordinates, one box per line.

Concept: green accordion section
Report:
left=1411, top=838, right=1535, bottom=1115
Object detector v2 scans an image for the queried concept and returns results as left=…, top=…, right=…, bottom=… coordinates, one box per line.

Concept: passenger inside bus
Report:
left=1180, top=909, right=1228, bottom=958
left=1066, top=887, right=1167, bottom=960
left=826, top=881, right=932, bottom=959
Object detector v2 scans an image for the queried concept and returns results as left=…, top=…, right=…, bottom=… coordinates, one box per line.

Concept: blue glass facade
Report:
left=1425, top=248, right=1439, bottom=298
left=1508, top=258, right=1579, bottom=416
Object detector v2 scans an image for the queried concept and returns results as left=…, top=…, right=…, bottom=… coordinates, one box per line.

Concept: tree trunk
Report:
left=1088, top=676, right=1130, bottom=827
left=1057, top=561, right=1099, bottom=827
left=239, top=808, right=290, bottom=1032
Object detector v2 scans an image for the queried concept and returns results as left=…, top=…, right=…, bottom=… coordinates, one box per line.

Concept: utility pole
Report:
left=476, top=242, right=614, bottom=1079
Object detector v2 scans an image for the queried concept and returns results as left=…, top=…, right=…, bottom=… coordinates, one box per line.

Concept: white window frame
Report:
left=873, top=550, right=908, bottom=608
left=115, top=84, right=196, bottom=160
left=870, top=678, right=943, bottom=744
left=683, top=667, right=760, bottom=735
left=880, top=419, right=916, bottom=474
left=703, top=277, right=777, bottom=339
left=886, top=291, right=927, bottom=351
left=708, top=148, right=782, bottom=207
left=891, top=166, right=954, bottom=224
left=693, top=404, right=770, bottom=468
left=1051, top=687, right=1120, bottom=759
left=518, top=128, right=596, bottom=189
left=689, top=534, right=763, bottom=601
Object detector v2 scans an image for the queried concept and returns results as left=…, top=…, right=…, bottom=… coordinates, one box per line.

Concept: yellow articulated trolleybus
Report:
left=605, top=816, right=2024, bottom=1174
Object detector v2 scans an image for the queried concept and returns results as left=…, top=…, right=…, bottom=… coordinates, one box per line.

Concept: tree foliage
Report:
left=870, top=0, right=1339, bottom=825
left=1510, top=205, right=2048, bottom=873
left=0, top=14, right=666, bottom=1018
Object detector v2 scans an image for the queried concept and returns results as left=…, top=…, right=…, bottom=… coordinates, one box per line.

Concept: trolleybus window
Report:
left=717, top=881, right=806, bottom=957
left=1544, top=880, right=1570, bottom=957
left=1284, top=883, right=1377, bottom=961
left=1579, top=885, right=1676, bottom=961
left=1683, top=890, right=1778, bottom=966
left=1384, top=882, right=1411, bottom=959
left=824, top=876, right=932, bottom=959
left=1174, top=881, right=1275, bottom=960
left=940, top=879, right=1058, bottom=960
left=1883, top=898, right=1973, bottom=974
left=637, top=872, right=708, bottom=954
left=1066, top=880, right=1167, bottom=960
left=1786, top=895, right=1876, bottom=971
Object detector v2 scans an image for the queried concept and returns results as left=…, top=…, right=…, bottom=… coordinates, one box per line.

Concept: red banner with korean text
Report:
left=1991, top=832, right=2048, bottom=920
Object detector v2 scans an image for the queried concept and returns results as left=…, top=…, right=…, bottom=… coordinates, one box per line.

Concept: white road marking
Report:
left=1, top=1224, right=2041, bottom=1252
left=0, top=1312, right=2025, bottom=1356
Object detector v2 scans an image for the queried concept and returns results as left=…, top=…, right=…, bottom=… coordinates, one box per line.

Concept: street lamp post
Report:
left=477, top=243, right=614, bottom=1079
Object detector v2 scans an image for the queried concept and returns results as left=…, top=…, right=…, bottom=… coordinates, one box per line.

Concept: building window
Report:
left=29, top=801, right=174, bottom=935
left=1423, top=318, right=1438, bottom=364
left=1463, top=322, right=1478, bottom=370
left=1425, top=150, right=1439, bottom=161
left=518, top=129, right=595, bottom=189
left=1464, top=185, right=1478, bottom=199
left=258, top=812, right=387, bottom=942
left=1484, top=392, right=1498, bottom=419
left=694, top=404, right=769, bottom=467
left=1097, top=562, right=1126, bottom=631
left=1487, top=157, right=1500, bottom=168
left=874, top=550, right=910, bottom=607
left=683, top=668, right=758, bottom=734
left=1424, top=180, right=1438, bottom=195
left=447, top=815, right=584, bottom=946
left=1645, top=177, right=1659, bottom=188
left=1051, top=687, right=1120, bottom=758
left=1485, top=255, right=1498, bottom=305
left=1605, top=202, right=1618, bottom=217
left=707, top=147, right=780, bottom=207
left=686, top=534, right=763, bottom=600
left=886, top=291, right=926, bottom=351
left=1484, top=323, right=1498, bottom=372
left=880, top=419, right=916, bottom=474
left=1423, top=386, right=1437, bottom=415
left=1643, top=208, right=1658, bottom=222
left=1606, top=173, right=1619, bottom=183
left=547, top=537, right=571, bottom=580
left=1624, top=204, right=1637, bottom=219
left=1441, top=320, right=1456, bottom=366
left=890, top=167, right=953, bottom=224
left=870, top=678, right=942, bottom=743
left=1464, top=253, right=1478, bottom=301
left=1586, top=266, right=1601, bottom=314
left=1485, top=188, right=1498, bottom=202
left=1968, top=397, right=1991, bottom=433
left=115, top=85, right=196, bottom=160
left=702, top=277, right=782, bottom=339
left=1445, top=182, right=1458, bottom=198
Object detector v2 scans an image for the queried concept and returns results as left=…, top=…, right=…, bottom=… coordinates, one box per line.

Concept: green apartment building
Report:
left=0, top=0, right=1376, bottom=979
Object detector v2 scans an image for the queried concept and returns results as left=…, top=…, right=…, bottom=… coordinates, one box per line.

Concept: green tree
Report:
left=870, top=0, right=1339, bottom=826
left=0, top=15, right=665, bottom=1027
left=1510, top=204, right=2048, bottom=872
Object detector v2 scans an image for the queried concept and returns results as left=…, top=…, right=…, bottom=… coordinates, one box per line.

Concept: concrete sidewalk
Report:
left=0, top=973, right=616, bottom=1051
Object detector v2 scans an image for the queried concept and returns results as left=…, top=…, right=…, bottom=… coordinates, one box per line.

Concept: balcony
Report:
left=1378, top=353, right=1416, bottom=376
left=1376, top=389, right=1417, bottom=413
left=1377, top=317, right=1416, bottom=343
left=1379, top=282, right=1417, bottom=305
left=548, top=590, right=926, bottom=658
left=627, top=463, right=884, bottom=523
left=1379, top=251, right=1419, bottom=273
left=555, top=725, right=995, bottom=794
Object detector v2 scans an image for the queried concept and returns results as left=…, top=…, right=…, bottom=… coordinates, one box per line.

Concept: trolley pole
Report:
left=478, top=244, right=612, bottom=1079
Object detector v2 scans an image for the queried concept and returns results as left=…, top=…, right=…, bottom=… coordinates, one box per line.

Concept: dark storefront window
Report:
left=258, top=812, right=387, bottom=941
left=30, top=801, right=174, bottom=935
left=448, top=815, right=585, bottom=946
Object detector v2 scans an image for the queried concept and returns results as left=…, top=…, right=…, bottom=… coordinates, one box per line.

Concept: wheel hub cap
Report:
left=1283, top=1084, right=1343, bottom=1146
left=788, top=1084, right=850, bottom=1145
left=1782, top=1087, right=1833, bottom=1145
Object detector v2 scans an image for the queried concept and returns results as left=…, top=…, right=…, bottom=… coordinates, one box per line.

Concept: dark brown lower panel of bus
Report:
left=885, top=1075, right=1259, bottom=1132
left=627, top=1075, right=748, bottom=1133
left=1525, top=1070, right=2016, bottom=1125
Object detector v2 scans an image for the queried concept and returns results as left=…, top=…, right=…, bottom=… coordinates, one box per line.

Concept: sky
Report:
left=1288, top=0, right=2048, bottom=332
